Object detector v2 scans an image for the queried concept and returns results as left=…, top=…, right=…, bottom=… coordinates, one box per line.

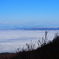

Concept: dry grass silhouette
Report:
left=0, top=31, right=59, bottom=59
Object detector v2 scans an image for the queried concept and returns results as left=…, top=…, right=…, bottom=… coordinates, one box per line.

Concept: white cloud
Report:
left=0, top=30, right=58, bottom=53
left=0, top=21, right=9, bottom=24
left=0, top=21, right=2, bottom=23
left=4, top=21, right=8, bottom=24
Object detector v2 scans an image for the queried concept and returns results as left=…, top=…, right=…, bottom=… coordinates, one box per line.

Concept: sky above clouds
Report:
left=0, top=0, right=59, bottom=28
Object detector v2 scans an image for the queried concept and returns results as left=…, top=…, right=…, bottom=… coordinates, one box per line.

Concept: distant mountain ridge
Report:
left=0, top=27, right=59, bottom=30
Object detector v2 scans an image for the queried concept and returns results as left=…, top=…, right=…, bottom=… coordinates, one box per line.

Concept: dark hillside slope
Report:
left=0, top=36, right=59, bottom=59
left=12, top=36, right=59, bottom=59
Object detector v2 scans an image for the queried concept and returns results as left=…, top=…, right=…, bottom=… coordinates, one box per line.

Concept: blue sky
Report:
left=0, top=0, right=59, bottom=28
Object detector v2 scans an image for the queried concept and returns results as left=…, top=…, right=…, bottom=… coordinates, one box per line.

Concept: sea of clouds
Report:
left=0, top=30, right=59, bottom=53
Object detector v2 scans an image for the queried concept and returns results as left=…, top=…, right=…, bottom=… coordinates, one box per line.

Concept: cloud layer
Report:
left=0, top=30, right=59, bottom=53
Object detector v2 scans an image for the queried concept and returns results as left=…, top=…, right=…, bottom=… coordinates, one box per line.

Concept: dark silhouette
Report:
left=0, top=36, right=59, bottom=59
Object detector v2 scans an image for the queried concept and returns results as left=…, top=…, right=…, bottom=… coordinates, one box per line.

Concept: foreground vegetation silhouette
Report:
left=0, top=36, right=59, bottom=59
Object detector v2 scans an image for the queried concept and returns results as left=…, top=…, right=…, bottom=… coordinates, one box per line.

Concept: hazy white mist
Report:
left=0, top=30, right=59, bottom=53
